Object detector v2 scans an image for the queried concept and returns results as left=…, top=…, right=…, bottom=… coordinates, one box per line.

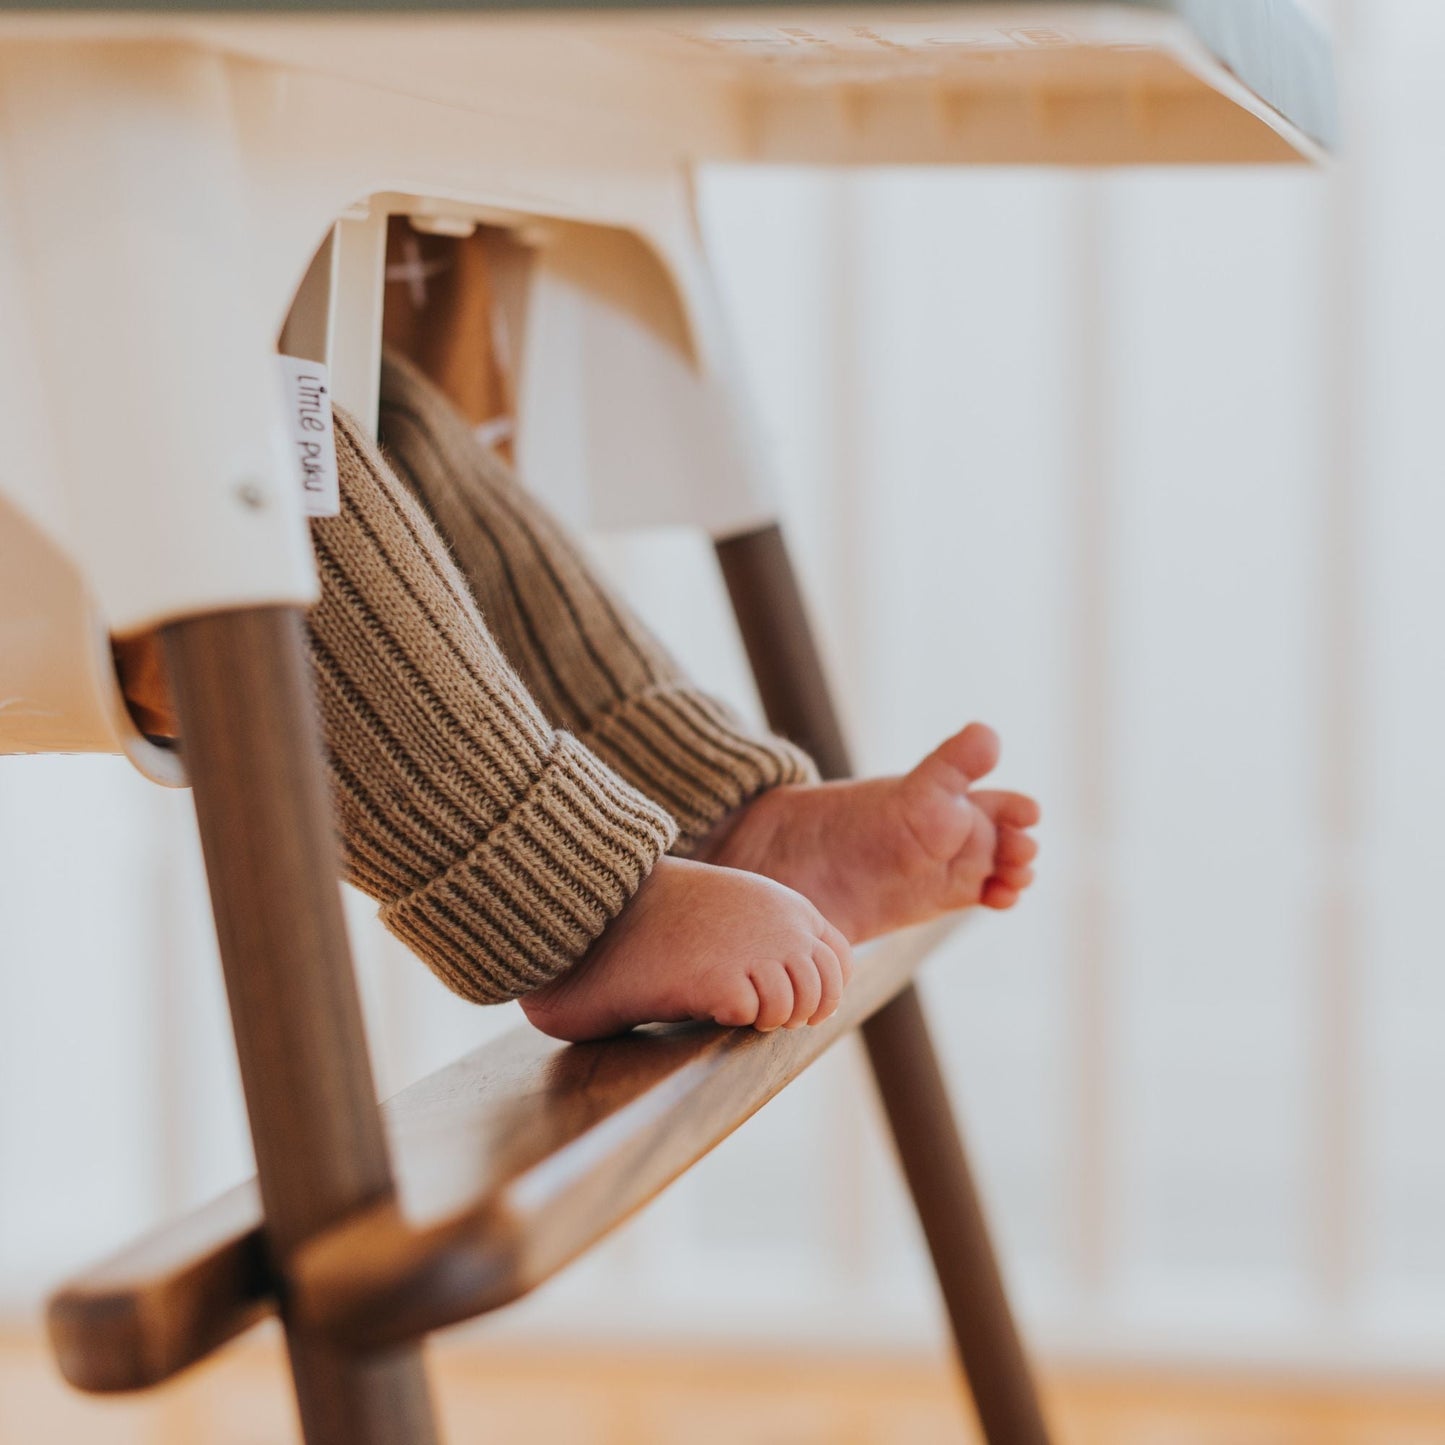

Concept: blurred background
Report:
left=6, top=0, right=1445, bottom=1439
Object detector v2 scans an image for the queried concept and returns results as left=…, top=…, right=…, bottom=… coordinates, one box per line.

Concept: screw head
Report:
left=235, top=481, right=268, bottom=510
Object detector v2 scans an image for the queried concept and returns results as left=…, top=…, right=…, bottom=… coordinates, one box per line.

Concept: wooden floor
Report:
left=4, top=1329, right=1445, bottom=1444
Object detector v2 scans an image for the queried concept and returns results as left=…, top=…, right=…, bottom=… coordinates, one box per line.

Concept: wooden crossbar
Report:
left=49, top=919, right=958, bottom=1392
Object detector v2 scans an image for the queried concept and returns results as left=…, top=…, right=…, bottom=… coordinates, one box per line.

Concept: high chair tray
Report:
left=2, top=1, right=1335, bottom=165
left=0, top=0, right=1335, bottom=704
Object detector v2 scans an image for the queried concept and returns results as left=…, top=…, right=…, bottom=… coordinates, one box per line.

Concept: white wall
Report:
left=3, top=0, right=1444, bottom=1381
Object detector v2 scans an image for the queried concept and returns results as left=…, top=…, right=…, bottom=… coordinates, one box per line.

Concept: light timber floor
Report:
left=3, top=1330, right=1444, bottom=1444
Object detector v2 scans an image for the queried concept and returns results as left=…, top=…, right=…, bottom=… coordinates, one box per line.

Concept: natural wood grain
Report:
left=714, top=522, right=851, bottom=781
left=866, top=989, right=1052, bottom=1445
left=52, top=528, right=1039, bottom=1424
left=159, top=606, right=439, bottom=1445
left=381, top=218, right=515, bottom=449
left=162, top=607, right=394, bottom=1249
left=294, top=916, right=957, bottom=1345
left=48, top=917, right=956, bottom=1387
left=13, top=1332, right=1445, bottom=1445
left=716, top=522, right=1054, bottom=1445
left=48, top=1184, right=267, bottom=1394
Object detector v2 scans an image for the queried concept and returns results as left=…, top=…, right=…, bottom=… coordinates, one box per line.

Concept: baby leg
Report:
left=314, top=407, right=851, bottom=1034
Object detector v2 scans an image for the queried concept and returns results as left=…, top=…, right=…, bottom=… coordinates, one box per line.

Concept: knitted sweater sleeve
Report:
left=376, top=350, right=819, bottom=851
left=307, top=408, right=677, bottom=1004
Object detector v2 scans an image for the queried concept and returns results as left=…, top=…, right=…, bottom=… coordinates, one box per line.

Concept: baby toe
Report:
left=783, top=953, right=822, bottom=1028
left=991, top=865, right=1035, bottom=892
left=822, top=921, right=855, bottom=984
left=996, top=829, right=1039, bottom=867
left=973, top=790, right=1042, bottom=830
left=711, top=975, right=761, bottom=1029
left=750, top=962, right=795, bottom=1032
left=911, top=724, right=1001, bottom=800
left=981, top=880, right=1022, bottom=910
left=809, top=943, right=845, bottom=1025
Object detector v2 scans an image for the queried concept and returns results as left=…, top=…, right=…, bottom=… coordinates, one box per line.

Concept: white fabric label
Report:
left=277, top=355, right=340, bottom=518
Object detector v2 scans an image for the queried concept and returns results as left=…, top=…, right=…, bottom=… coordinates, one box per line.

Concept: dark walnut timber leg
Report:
left=163, top=606, right=441, bottom=1445
left=716, top=523, right=1053, bottom=1445
left=864, top=987, right=1053, bottom=1445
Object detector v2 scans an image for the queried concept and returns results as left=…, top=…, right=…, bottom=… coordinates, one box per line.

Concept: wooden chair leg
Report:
left=716, top=524, right=1054, bottom=1445
left=163, top=606, right=441, bottom=1445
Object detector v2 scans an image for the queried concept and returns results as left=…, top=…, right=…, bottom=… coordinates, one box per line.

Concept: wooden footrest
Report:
left=49, top=919, right=957, bottom=1392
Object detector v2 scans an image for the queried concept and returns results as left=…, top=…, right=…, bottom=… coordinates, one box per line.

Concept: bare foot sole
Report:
left=520, top=857, right=854, bottom=1042
left=694, top=723, right=1041, bottom=944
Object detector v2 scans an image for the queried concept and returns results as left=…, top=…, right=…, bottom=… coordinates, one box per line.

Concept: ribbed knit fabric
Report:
left=309, top=409, right=678, bottom=1004
left=377, top=350, right=818, bottom=850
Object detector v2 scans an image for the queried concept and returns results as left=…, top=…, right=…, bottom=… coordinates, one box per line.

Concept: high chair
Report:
left=0, top=6, right=1335, bottom=1443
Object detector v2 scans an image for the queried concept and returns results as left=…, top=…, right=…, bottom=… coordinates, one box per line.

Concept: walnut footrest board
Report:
left=48, top=917, right=959, bottom=1393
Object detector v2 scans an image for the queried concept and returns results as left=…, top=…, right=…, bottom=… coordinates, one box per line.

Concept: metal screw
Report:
left=235, top=481, right=268, bottom=510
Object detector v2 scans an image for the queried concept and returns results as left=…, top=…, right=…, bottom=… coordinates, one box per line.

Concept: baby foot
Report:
left=694, top=724, right=1040, bottom=944
left=520, top=857, right=854, bottom=1042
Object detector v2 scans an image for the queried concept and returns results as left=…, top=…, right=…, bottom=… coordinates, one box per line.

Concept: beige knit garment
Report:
left=377, top=350, right=818, bottom=849
left=312, top=411, right=678, bottom=1004
left=310, top=366, right=814, bottom=1006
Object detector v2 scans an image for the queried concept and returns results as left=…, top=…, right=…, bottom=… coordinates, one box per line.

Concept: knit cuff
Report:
left=581, top=688, right=819, bottom=851
left=379, top=734, right=677, bottom=1004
